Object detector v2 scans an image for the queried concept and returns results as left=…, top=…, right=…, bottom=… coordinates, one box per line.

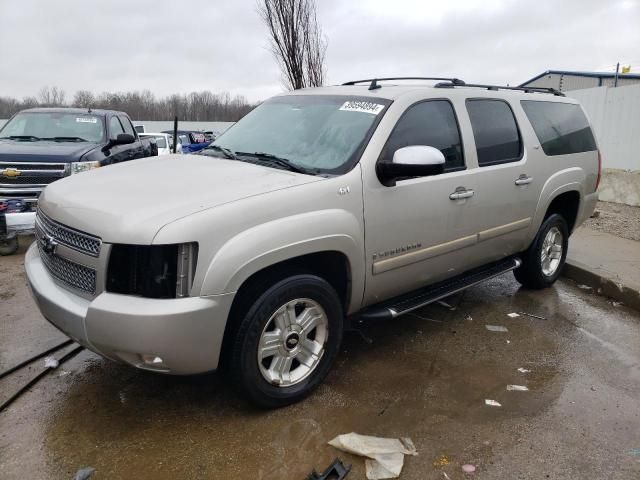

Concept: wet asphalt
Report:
left=1, top=237, right=639, bottom=479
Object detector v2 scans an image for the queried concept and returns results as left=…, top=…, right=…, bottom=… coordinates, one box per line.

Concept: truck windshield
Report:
left=212, top=95, right=390, bottom=175
left=0, top=112, right=105, bottom=143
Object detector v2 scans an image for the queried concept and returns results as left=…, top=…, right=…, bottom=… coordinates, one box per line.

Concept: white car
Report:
left=139, top=132, right=181, bottom=155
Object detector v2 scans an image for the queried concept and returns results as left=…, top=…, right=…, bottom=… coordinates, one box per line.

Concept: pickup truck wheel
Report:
left=514, top=213, right=568, bottom=289
left=230, top=274, right=343, bottom=408
left=0, top=237, right=19, bottom=256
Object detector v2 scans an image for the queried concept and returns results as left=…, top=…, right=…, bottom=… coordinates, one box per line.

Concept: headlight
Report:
left=70, top=161, right=101, bottom=175
left=107, top=242, right=198, bottom=299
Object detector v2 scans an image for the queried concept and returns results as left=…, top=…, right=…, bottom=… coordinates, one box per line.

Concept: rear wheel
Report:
left=229, top=274, right=343, bottom=408
left=514, top=213, right=568, bottom=289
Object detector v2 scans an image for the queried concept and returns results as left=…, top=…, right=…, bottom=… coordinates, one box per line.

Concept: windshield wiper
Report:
left=0, top=135, right=41, bottom=141
left=43, top=136, right=88, bottom=142
left=200, top=144, right=238, bottom=160
left=237, top=151, right=316, bottom=175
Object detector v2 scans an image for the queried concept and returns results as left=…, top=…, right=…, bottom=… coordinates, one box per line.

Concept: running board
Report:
left=359, top=257, right=521, bottom=321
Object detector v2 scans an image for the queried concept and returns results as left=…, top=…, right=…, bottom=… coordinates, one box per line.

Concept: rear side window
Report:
left=466, top=99, right=522, bottom=166
left=381, top=100, right=464, bottom=171
left=521, top=101, right=597, bottom=156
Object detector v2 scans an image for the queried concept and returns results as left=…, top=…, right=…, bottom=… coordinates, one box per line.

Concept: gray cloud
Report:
left=0, top=0, right=638, bottom=103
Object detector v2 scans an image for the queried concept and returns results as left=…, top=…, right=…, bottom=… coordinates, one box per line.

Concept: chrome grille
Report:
left=36, top=210, right=101, bottom=257
left=0, top=161, right=66, bottom=187
left=37, top=241, right=96, bottom=294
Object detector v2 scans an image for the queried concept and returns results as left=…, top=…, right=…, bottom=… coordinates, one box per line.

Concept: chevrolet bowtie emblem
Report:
left=1, top=168, right=21, bottom=178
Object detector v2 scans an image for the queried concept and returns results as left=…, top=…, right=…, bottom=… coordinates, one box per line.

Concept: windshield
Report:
left=0, top=112, right=105, bottom=142
left=213, top=95, right=390, bottom=174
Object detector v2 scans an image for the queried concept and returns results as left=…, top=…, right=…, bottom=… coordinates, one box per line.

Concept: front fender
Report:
left=200, top=209, right=365, bottom=314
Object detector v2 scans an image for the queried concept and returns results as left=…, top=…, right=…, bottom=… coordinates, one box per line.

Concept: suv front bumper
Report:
left=25, top=243, right=235, bottom=374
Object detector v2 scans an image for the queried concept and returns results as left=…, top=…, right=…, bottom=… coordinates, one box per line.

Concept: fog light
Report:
left=141, top=354, right=164, bottom=365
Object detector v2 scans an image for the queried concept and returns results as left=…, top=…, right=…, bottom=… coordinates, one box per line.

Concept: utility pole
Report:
left=614, top=62, right=620, bottom=87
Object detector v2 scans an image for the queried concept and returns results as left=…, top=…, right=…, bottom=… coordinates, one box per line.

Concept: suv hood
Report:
left=0, top=139, right=99, bottom=163
left=40, top=155, right=323, bottom=244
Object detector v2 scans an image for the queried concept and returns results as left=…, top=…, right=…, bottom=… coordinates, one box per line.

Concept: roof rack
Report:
left=342, top=77, right=466, bottom=91
left=434, top=81, right=564, bottom=96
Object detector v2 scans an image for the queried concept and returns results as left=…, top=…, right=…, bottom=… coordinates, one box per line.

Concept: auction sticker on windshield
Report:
left=339, top=101, right=385, bottom=115
left=76, top=117, right=98, bottom=123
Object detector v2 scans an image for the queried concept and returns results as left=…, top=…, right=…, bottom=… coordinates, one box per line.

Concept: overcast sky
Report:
left=0, top=0, right=638, bottom=103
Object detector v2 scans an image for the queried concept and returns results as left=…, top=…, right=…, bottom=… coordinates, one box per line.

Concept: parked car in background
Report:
left=140, top=133, right=177, bottom=155
left=162, top=129, right=211, bottom=153
left=0, top=107, right=157, bottom=254
left=25, top=78, right=599, bottom=407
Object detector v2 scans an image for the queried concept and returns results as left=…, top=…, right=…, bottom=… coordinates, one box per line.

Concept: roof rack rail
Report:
left=434, top=82, right=564, bottom=96
left=342, top=77, right=466, bottom=91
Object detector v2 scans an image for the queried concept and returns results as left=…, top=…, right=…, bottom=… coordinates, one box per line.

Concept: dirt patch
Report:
left=584, top=201, right=640, bottom=242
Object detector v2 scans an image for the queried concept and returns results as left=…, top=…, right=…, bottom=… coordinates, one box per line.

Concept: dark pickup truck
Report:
left=0, top=107, right=157, bottom=254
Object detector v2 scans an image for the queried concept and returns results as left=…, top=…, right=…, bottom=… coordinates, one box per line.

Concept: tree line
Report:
left=0, top=86, right=257, bottom=121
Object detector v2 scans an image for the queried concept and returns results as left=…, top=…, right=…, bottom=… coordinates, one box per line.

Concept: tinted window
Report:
left=466, top=99, right=522, bottom=166
left=109, top=116, right=125, bottom=137
left=118, top=115, right=135, bottom=136
left=521, top=101, right=597, bottom=156
left=381, top=100, right=464, bottom=170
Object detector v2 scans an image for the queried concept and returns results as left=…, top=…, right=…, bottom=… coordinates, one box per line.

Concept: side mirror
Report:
left=378, top=146, right=446, bottom=186
left=113, top=133, right=135, bottom=145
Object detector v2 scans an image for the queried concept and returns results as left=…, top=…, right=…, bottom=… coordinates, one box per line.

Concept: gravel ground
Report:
left=584, top=201, right=640, bottom=242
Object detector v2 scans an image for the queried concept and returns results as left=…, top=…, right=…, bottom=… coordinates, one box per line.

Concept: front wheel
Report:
left=514, top=213, right=569, bottom=289
left=229, top=274, right=344, bottom=408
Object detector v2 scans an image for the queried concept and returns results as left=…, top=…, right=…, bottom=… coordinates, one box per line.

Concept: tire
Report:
left=514, top=213, right=569, bottom=289
left=229, top=274, right=344, bottom=408
left=0, top=237, right=18, bottom=256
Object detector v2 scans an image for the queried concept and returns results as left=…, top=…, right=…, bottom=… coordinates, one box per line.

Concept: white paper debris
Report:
left=462, top=464, right=476, bottom=473
left=612, top=301, right=623, bottom=307
left=328, top=433, right=417, bottom=480
left=506, top=384, right=529, bottom=391
left=517, top=368, right=531, bottom=373
left=44, top=356, right=59, bottom=369
left=578, top=284, right=592, bottom=290
left=485, top=325, right=508, bottom=332
left=465, top=315, right=473, bottom=321
left=485, top=399, right=501, bottom=407
left=506, top=340, right=511, bottom=344
left=507, top=312, right=520, bottom=318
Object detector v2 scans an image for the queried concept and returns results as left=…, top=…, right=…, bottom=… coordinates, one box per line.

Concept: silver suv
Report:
left=25, top=77, right=600, bottom=407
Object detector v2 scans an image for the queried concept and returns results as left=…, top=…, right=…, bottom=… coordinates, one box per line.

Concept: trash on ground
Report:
left=517, top=312, right=547, bottom=320
left=465, top=315, right=473, bottom=321
left=462, top=464, right=476, bottom=473
left=58, top=370, right=70, bottom=377
left=485, top=399, right=501, bottom=407
left=612, top=301, right=624, bottom=307
left=506, top=384, right=529, bottom=391
left=436, top=300, right=456, bottom=310
left=442, top=472, right=452, bottom=480
left=506, top=340, right=511, bottom=344
left=578, top=284, right=592, bottom=290
left=485, top=325, right=508, bottom=332
left=328, top=433, right=417, bottom=480
left=626, top=448, right=640, bottom=457
left=73, top=467, right=96, bottom=480
left=507, top=312, right=520, bottom=318
left=433, top=454, right=450, bottom=467
left=44, top=357, right=59, bottom=369
left=306, top=458, right=351, bottom=480
left=517, top=367, right=531, bottom=373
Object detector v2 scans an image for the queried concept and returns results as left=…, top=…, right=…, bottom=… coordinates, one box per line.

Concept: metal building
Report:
left=520, top=70, right=640, bottom=92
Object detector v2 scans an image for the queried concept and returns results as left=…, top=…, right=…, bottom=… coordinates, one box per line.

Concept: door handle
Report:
left=515, top=175, right=533, bottom=186
left=449, top=188, right=475, bottom=200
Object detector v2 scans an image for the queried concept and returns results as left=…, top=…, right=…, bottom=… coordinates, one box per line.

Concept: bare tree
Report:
left=258, top=0, right=327, bottom=90
left=73, top=90, right=95, bottom=109
left=38, top=86, right=66, bottom=106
